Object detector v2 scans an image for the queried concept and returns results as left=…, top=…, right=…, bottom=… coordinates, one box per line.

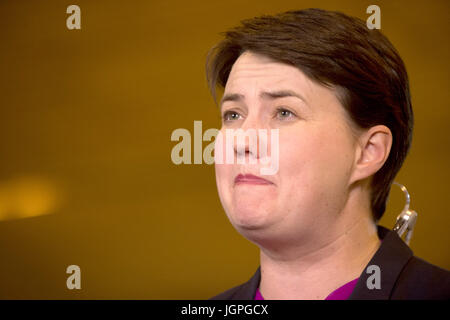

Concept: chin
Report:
left=231, top=215, right=283, bottom=248
left=228, top=205, right=273, bottom=232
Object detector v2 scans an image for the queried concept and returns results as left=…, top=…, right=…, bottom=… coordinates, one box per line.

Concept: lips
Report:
left=234, top=174, right=274, bottom=185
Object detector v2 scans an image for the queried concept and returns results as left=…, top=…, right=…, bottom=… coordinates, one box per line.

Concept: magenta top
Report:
left=254, top=277, right=359, bottom=300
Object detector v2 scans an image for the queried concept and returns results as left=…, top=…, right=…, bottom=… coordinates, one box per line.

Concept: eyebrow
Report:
left=220, top=90, right=308, bottom=109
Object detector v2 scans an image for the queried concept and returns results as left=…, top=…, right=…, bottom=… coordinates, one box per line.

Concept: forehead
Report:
left=225, top=51, right=313, bottom=92
left=223, top=51, right=356, bottom=131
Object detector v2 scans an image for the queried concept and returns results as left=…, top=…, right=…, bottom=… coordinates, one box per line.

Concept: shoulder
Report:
left=391, top=256, right=450, bottom=299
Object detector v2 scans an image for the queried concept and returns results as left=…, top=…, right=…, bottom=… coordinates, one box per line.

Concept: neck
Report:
left=258, top=194, right=381, bottom=300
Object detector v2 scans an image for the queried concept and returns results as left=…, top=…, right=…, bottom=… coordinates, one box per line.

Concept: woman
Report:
left=206, top=8, right=450, bottom=300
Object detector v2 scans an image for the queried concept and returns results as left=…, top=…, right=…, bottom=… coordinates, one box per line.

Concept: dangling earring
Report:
left=392, top=182, right=418, bottom=245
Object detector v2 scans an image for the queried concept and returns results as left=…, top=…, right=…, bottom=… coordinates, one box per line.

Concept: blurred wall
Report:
left=0, top=0, right=448, bottom=298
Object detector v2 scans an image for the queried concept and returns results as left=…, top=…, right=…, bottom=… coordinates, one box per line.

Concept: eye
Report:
left=223, top=110, right=242, bottom=121
left=276, top=108, right=296, bottom=120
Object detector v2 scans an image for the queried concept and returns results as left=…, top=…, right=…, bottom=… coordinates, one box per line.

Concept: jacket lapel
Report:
left=232, top=267, right=261, bottom=299
left=236, top=226, right=413, bottom=300
left=348, top=226, right=413, bottom=299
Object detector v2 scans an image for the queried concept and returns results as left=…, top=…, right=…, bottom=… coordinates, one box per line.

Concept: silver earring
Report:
left=392, top=182, right=418, bottom=245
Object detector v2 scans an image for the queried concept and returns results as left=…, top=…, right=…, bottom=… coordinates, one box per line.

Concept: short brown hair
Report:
left=205, top=8, right=413, bottom=221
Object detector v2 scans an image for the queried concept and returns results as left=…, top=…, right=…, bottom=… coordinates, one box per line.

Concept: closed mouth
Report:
left=234, top=174, right=274, bottom=185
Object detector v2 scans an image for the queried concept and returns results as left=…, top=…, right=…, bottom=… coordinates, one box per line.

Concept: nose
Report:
left=234, top=115, right=266, bottom=161
left=234, top=137, right=253, bottom=160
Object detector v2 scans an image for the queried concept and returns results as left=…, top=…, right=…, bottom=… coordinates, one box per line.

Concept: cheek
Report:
left=214, top=163, right=227, bottom=191
left=214, top=162, right=233, bottom=206
left=214, top=129, right=233, bottom=201
left=278, top=124, right=355, bottom=206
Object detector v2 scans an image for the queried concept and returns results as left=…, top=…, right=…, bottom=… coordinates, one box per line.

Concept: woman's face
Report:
left=215, top=51, right=360, bottom=246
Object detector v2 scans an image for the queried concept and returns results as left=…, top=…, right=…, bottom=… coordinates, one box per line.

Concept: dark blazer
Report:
left=211, top=226, right=450, bottom=300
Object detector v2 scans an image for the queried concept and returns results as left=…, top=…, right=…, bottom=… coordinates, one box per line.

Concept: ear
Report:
left=349, top=125, right=392, bottom=186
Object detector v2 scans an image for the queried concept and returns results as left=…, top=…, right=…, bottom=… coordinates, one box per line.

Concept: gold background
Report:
left=0, top=0, right=448, bottom=299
